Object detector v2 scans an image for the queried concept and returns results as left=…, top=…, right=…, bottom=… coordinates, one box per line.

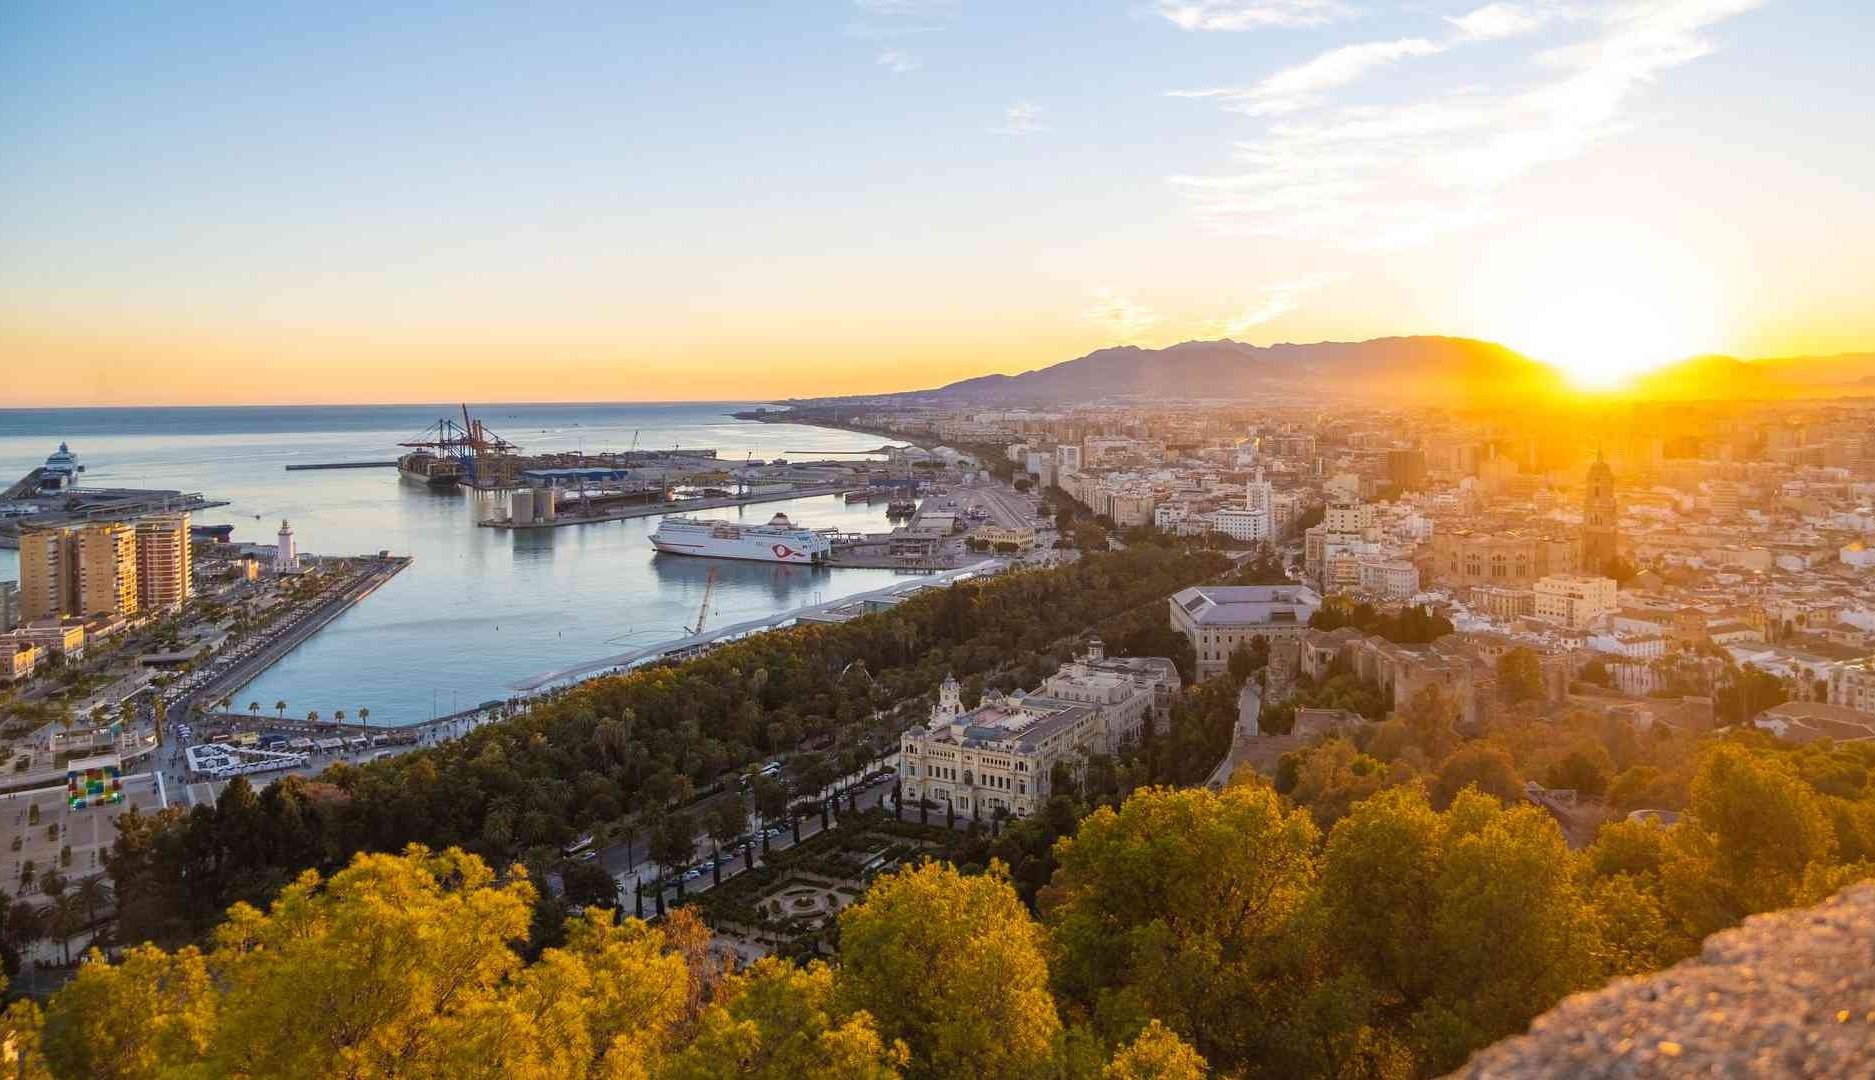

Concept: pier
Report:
left=477, top=482, right=854, bottom=530
left=284, top=461, right=398, bottom=471
left=512, top=558, right=1005, bottom=692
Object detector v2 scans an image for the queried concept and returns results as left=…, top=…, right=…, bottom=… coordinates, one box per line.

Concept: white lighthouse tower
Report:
left=274, top=519, right=300, bottom=574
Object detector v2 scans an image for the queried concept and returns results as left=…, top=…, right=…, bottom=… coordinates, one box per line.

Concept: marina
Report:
left=0, top=402, right=926, bottom=725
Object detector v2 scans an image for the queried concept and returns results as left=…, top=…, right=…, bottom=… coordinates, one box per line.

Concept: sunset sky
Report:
left=2, top=1, right=1870, bottom=406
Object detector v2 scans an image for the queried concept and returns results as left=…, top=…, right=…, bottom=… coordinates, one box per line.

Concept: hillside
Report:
left=880, top=336, right=1564, bottom=407
left=1627, top=352, right=1875, bottom=401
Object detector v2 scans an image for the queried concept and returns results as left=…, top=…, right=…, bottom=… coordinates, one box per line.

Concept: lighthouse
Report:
left=275, top=519, right=300, bottom=574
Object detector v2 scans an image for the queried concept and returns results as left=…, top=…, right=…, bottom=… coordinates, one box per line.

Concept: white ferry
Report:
left=651, top=512, right=833, bottom=564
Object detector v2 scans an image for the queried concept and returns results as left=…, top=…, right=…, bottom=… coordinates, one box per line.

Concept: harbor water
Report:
left=0, top=403, right=905, bottom=725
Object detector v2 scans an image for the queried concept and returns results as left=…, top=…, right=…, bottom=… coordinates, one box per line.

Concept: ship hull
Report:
left=650, top=539, right=824, bottom=564
left=399, top=467, right=461, bottom=490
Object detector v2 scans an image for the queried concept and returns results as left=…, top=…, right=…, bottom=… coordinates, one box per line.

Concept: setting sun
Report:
left=1464, top=227, right=1726, bottom=391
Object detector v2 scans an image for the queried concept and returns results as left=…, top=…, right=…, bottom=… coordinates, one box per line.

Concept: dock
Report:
left=477, top=483, right=853, bottom=530
left=285, top=461, right=398, bottom=471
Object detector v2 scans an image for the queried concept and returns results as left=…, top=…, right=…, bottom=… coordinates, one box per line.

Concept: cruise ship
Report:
left=651, top=513, right=833, bottom=564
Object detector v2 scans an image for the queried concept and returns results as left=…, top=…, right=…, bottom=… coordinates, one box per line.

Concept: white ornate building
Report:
left=898, top=640, right=1179, bottom=818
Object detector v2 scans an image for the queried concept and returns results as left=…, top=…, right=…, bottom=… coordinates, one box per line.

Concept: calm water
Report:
left=0, top=403, right=903, bottom=724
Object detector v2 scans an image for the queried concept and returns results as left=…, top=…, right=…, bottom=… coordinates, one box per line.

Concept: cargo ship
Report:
left=397, top=450, right=463, bottom=489
left=650, top=513, right=833, bottom=564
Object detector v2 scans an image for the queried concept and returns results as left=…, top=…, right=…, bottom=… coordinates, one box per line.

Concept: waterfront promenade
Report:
left=513, top=558, right=1005, bottom=692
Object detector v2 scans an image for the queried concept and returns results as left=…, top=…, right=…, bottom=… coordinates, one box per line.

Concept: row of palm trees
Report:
left=231, top=698, right=370, bottom=727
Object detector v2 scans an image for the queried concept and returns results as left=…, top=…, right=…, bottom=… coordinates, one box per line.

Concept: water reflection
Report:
left=650, top=550, right=832, bottom=603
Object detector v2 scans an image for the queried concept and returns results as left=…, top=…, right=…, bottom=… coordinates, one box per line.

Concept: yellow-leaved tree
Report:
left=26, top=845, right=728, bottom=1079
left=833, top=860, right=1060, bottom=1079
left=662, top=957, right=906, bottom=1079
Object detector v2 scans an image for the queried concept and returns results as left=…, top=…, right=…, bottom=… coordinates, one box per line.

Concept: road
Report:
left=970, top=480, right=1045, bottom=531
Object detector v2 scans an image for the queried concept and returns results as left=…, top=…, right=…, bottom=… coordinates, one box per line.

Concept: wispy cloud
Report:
left=995, top=101, right=1044, bottom=136
left=1169, top=0, right=1764, bottom=247
left=876, top=49, right=919, bottom=73
left=1447, top=2, right=1562, bottom=41
left=1156, top=0, right=1356, bottom=31
left=1172, top=37, right=1445, bottom=116
left=1211, top=272, right=1349, bottom=335
left=849, top=0, right=944, bottom=65
left=1084, top=288, right=1163, bottom=341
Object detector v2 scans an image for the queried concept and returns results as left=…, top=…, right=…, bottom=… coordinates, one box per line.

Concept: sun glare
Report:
left=1466, top=229, right=1724, bottom=391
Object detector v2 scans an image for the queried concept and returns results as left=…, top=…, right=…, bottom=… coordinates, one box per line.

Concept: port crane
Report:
left=688, top=566, right=719, bottom=636
left=398, top=406, right=518, bottom=487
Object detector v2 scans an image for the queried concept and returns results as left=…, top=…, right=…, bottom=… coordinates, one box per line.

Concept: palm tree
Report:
left=218, top=695, right=233, bottom=716
left=74, top=875, right=112, bottom=928
left=248, top=701, right=261, bottom=722
left=51, top=893, right=83, bottom=966
left=275, top=700, right=287, bottom=722
left=358, top=707, right=370, bottom=726
left=307, top=710, right=320, bottom=725
left=333, top=709, right=347, bottom=727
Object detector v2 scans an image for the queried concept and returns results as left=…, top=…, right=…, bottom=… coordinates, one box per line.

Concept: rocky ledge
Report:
left=1451, top=882, right=1875, bottom=1078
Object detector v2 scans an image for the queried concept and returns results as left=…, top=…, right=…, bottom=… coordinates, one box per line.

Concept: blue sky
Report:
left=1, top=1, right=1870, bottom=403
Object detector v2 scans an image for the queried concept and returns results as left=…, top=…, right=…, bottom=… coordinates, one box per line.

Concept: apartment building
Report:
left=1533, top=574, right=1618, bottom=630
left=1212, top=505, right=1271, bottom=543
left=18, top=527, right=76, bottom=622
left=135, top=512, right=193, bottom=612
left=76, top=522, right=139, bottom=618
left=1828, top=657, right=1875, bottom=715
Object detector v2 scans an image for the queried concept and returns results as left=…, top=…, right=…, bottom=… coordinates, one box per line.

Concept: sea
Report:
left=0, top=403, right=907, bottom=725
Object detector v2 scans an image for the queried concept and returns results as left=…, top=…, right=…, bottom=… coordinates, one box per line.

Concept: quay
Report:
left=284, top=461, right=398, bottom=471
left=513, top=558, right=1006, bottom=692
left=477, top=482, right=853, bottom=530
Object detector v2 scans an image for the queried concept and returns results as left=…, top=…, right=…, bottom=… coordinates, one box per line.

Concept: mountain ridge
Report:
left=806, top=338, right=1875, bottom=406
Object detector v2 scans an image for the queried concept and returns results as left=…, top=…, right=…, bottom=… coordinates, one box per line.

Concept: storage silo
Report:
left=510, top=488, right=536, bottom=525
left=535, top=486, right=556, bottom=521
